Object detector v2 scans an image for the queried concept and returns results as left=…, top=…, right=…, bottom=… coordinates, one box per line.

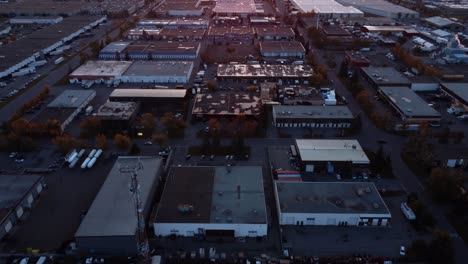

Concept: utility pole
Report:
left=119, top=159, right=150, bottom=263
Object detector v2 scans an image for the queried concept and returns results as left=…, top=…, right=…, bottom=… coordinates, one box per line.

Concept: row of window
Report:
left=275, top=122, right=352, bottom=128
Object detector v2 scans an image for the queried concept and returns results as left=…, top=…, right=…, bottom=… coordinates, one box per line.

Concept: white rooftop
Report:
left=291, top=0, right=363, bottom=15
left=70, top=61, right=132, bottom=78
left=296, top=139, right=369, bottom=164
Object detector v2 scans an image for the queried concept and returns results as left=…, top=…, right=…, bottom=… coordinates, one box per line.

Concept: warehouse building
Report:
left=152, top=1, right=204, bottom=16
left=9, top=16, right=63, bottom=25
left=35, top=90, right=96, bottom=131
left=259, top=41, right=306, bottom=58
left=336, top=0, right=419, bottom=19
left=109, top=89, right=187, bottom=112
left=255, top=26, right=295, bottom=41
left=213, top=0, right=261, bottom=18
left=440, top=83, right=468, bottom=110
left=94, top=101, right=140, bottom=134
left=378, top=86, right=441, bottom=123
left=136, top=19, right=209, bottom=29
left=344, top=51, right=370, bottom=67
left=120, top=61, right=193, bottom=84
left=158, top=28, right=206, bottom=41
left=208, top=26, right=255, bottom=44
left=217, top=64, right=313, bottom=84
left=290, top=0, right=363, bottom=18
left=0, top=174, right=45, bottom=241
left=0, top=15, right=107, bottom=79
left=279, top=86, right=325, bottom=105
left=295, top=139, right=369, bottom=174
left=423, top=16, right=464, bottom=31
left=192, top=93, right=261, bottom=120
left=274, top=181, right=391, bottom=226
left=70, top=61, right=194, bottom=85
left=272, top=105, right=354, bottom=128
left=125, top=28, right=161, bottom=40
left=75, top=156, right=163, bottom=255
left=153, top=166, right=267, bottom=238
left=360, top=67, right=411, bottom=89
left=99, top=41, right=201, bottom=60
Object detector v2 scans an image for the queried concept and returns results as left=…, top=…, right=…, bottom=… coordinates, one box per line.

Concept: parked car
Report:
left=399, top=246, right=406, bottom=256
left=144, top=141, right=153, bottom=145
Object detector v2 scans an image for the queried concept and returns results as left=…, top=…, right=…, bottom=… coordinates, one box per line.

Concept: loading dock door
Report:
left=205, top=229, right=235, bottom=241
left=305, top=164, right=314, bottom=172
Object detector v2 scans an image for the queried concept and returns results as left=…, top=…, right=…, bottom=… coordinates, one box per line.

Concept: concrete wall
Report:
left=75, top=235, right=138, bottom=255
left=153, top=222, right=268, bottom=237
left=0, top=178, right=44, bottom=241
left=279, top=212, right=390, bottom=226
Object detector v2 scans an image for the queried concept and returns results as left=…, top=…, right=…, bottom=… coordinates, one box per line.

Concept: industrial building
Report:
left=378, top=86, right=441, bottom=123
left=279, top=86, right=326, bottom=105
left=120, top=61, right=193, bottom=84
left=34, top=90, right=96, bottom=131
left=208, top=26, right=255, bottom=44
left=192, top=93, right=261, bottom=120
left=153, top=166, right=267, bottom=238
left=0, top=174, right=45, bottom=241
left=158, top=28, right=206, bottom=41
left=75, top=156, right=163, bottom=255
left=136, top=19, right=209, bottom=29
left=255, top=27, right=295, bottom=41
left=259, top=41, right=306, bottom=58
left=295, top=139, right=369, bottom=174
left=290, top=0, right=363, bottom=18
left=109, top=89, right=187, bottom=112
left=69, top=61, right=194, bottom=85
left=274, top=181, right=391, bottom=226
left=423, top=16, right=464, bottom=31
left=440, top=83, right=468, bottom=110
left=360, top=67, right=411, bottom=89
left=272, top=105, right=354, bottom=128
left=99, top=41, right=201, bottom=60
left=213, top=0, right=261, bottom=18
left=9, top=16, right=63, bottom=25
left=336, top=0, right=419, bottom=19
left=344, top=51, right=370, bottom=67
left=217, top=64, right=313, bottom=84
left=152, top=0, right=204, bottom=16
left=0, top=15, right=107, bottom=80
left=94, top=101, right=140, bottom=134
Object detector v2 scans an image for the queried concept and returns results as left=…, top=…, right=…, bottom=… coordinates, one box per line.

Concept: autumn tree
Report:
left=152, top=134, right=169, bottom=147
left=207, top=118, right=222, bottom=135
left=140, top=113, right=156, bottom=135
left=52, top=134, right=78, bottom=153
left=113, top=133, right=131, bottom=151
left=428, top=168, right=462, bottom=202
left=355, top=90, right=374, bottom=113
left=161, top=112, right=186, bottom=138
left=95, top=134, right=108, bottom=149
left=206, top=81, right=217, bottom=91
left=80, top=117, right=101, bottom=138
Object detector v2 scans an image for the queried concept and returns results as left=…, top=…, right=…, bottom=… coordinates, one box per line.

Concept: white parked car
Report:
left=400, top=246, right=406, bottom=256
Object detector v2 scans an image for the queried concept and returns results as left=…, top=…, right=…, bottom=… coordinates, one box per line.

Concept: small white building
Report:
left=274, top=181, right=391, bottom=227
left=153, top=166, right=268, bottom=238
left=9, top=16, right=63, bottom=25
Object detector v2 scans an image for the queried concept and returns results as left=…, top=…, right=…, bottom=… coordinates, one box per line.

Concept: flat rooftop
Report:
left=95, top=101, right=139, bottom=121
left=321, top=25, right=351, bottom=36
left=273, top=105, right=354, bottom=120
left=379, top=87, right=441, bottom=118
left=137, top=19, right=209, bottom=28
left=159, top=28, right=206, bottom=37
left=192, top=93, right=261, bottom=116
left=217, top=64, right=313, bottom=78
left=255, top=26, right=295, bottom=37
left=290, top=0, right=363, bottom=15
left=361, top=67, right=411, bottom=86
left=0, top=15, right=105, bottom=74
left=75, top=156, right=162, bottom=237
left=337, top=0, right=418, bottom=14
left=275, top=181, right=390, bottom=215
left=214, top=0, right=258, bottom=14
left=440, top=83, right=468, bottom=105
left=47, top=90, right=96, bottom=108
left=424, top=16, right=455, bottom=27
left=153, top=1, right=201, bottom=12
left=362, top=26, right=413, bottom=32
left=125, top=41, right=200, bottom=54
left=260, top=41, right=306, bottom=53
left=70, top=61, right=132, bottom=78
left=110, top=89, right=187, bottom=99
left=154, top=166, right=266, bottom=224
left=100, top=41, right=131, bottom=54
left=296, top=139, right=369, bottom=164
left=0, top=174, right=42, bottom=223
left=208, top=26, right=255, bottom=36
left=122, top=61, right=193, bottom=77
left=345, top=51, right=370, bottom=63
